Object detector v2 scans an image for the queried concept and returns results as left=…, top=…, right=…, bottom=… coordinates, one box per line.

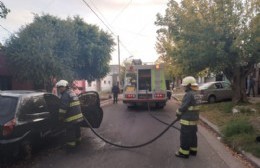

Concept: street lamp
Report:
left=125, top=55, right=133, bottom=63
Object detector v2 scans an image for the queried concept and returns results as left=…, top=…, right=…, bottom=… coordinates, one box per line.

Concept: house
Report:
left=72, top=65, right=120, bottom=93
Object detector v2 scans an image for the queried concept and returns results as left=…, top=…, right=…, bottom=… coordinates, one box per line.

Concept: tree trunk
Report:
left=232, top=67, right=248, bottom=104
left=96, top=79, right=101, bottom=92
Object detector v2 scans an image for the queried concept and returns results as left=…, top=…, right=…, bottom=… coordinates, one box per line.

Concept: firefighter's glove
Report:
left=176, top=114, right=181, bottom=120
left=176, top=109, right=182, bottom=120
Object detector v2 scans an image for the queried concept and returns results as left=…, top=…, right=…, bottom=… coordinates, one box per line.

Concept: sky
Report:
left=0, top=0, right=169, bottom=65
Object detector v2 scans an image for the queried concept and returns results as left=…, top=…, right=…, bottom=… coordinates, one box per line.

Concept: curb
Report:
left=100, top=99, right=112, bottom=107
left=199, top=116, right=260, bottom=168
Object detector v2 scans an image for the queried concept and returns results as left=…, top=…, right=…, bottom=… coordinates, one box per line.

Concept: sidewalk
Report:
left=199, top=95, right=260, bottom=168
left=248, top=96, right=260, bottom=104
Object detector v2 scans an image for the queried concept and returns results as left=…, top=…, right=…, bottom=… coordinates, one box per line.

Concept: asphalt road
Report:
left=2, top=99, right=248, bottom=168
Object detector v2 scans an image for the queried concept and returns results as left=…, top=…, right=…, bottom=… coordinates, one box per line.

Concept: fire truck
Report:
left=122, top=59, right=168, bottom=108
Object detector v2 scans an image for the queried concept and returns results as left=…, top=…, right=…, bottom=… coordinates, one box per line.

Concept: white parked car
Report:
left=198, top=81, right=233, bottom=103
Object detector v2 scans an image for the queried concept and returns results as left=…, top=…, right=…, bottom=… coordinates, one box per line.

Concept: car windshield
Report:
left=0, top=96, right=18, bottom=125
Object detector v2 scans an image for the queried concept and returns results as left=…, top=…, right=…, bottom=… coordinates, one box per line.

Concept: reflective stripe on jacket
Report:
left=180, top=119, right=198, bottom=125
left=59, top=89, right=83, bottom=123
left=178, top=89, right=199, bottom=122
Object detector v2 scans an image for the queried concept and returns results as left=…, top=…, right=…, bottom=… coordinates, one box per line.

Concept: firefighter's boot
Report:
left=189, top=150, right=197, bottom=156
left=175, top=152, right=189, bottom=159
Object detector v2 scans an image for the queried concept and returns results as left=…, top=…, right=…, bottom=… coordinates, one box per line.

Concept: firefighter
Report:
left=56, top=80, right=83, bottom=153
left=175, top=76, right=200, bottom=159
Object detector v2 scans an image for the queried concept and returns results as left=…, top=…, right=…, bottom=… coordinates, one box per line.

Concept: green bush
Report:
left=245, top=143, right=260, bottom=158
left=224, top=133, right=254, bottom=149
left=255, top=102, right=260, bottom=110
left=222, top=102, right=233, bottom=113
left=222, top=119, right=257, bottom=154
left=222, top=119, right=254, bottom=137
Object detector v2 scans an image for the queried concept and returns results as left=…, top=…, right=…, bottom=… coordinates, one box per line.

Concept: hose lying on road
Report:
left=148, top=95, right=181, bottom=131
left=83, top=115, right=179, bottom=149
left=148, top=103, right=180, bottom=131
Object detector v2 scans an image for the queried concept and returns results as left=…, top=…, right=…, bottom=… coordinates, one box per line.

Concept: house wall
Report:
left=84, top=75, right=113, bottom=93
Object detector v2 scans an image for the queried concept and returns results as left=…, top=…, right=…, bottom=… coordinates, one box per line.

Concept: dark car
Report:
left=0, top=90, right=103, bottom=159
left=198, top=81, right=232, bottom=103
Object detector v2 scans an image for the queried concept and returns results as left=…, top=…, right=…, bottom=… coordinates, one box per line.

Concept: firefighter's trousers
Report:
left=179, top=124, right=198, bottom=155
left=65, top=123, right=81, bottom=148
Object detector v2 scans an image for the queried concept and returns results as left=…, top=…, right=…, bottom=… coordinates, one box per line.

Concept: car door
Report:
left=18, top=95, right=51, bottom=136
left=221, top=82, right=232, bottom=100
left=78, top=91, right=103, bottom=128
left=44, top=93, right=65, bottom=134
left=214, top=82, right=226, bottom=101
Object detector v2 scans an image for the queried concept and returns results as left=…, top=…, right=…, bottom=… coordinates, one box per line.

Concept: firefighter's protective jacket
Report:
left=59, top=89, right=83, bottom=123
left=176, top=88, right=199, bottom=125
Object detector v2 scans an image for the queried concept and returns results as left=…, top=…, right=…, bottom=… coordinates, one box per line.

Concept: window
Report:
left=215, top=83, right=223, bottom=89
left=19, top=95, right=48, bottom=121
left=0, top=96, right=18, bottom=124
left=44, top=94, right=60, bottom=113
left=222, top=82, right=231, bottom=89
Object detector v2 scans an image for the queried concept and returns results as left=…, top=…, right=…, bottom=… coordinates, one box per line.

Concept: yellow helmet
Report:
left=181, top=76, right=198, bottom=86
left=56, top=80, right=68, bottom=87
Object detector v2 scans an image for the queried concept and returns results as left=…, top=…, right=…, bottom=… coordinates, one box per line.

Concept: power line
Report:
left=80, top=0, right=134, bottom=57
left=88, top=0, right=114, bottom=31
left=111, top=0, right=132, bottom=24
left=0, top=24, right=12, bottom=34
left=81, top=0, right=115, bottom=36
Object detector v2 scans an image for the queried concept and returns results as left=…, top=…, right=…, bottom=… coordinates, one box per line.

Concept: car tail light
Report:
left=125, top=94, right=136, bottom=98
left=3, top=118, right=16, bottom=137
left=155, top=93, right=165, bottom=98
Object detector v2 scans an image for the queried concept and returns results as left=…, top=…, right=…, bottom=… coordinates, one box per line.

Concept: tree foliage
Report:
left=72, top=17, right=115, bottom=83
left=4, top=14, right=115, bottom=89
left=0, top=1, right=10, bottom=19
left=155, top=0, right=260, bottom=103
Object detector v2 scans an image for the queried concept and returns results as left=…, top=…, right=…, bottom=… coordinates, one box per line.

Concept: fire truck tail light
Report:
left=125, top=94, right=136, bottom=98
left=155, top=93, right=165, bottom=98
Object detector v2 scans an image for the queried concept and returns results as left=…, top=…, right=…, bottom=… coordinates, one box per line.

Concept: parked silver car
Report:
left=198, top=81, right=232, bottom=103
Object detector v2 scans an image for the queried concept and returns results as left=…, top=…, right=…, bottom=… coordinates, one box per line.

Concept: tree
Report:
left=5, top=14, right=78, bottom=89
left=120, top=59, right=132, bottom=86
left=155, top=0, right=260, bottom=103
left=4, top=14, right=115, bottom=90
left=72, top=16, right=115, bottom=83
left=0, top=1, right=10, bottom=19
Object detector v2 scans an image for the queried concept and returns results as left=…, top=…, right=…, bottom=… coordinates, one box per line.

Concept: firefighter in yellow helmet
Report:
left=175, top=76, right=199, bottom=158
left=56, top=80, right=83, bottom=153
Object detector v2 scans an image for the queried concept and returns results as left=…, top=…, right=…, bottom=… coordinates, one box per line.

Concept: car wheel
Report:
left=208, top=96, right=216, bottom=103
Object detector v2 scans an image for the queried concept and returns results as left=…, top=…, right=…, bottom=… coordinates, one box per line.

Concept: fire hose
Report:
left=83, top=99, right=180, bottom=148
left=82, top=90, right=183, bottom=149
left=148, top=95, right=181, bottom=131
left=83, top=114, right=179, bottom=149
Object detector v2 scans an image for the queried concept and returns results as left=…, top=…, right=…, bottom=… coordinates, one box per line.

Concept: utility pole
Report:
left=117, top=35, right=120, bottom=87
